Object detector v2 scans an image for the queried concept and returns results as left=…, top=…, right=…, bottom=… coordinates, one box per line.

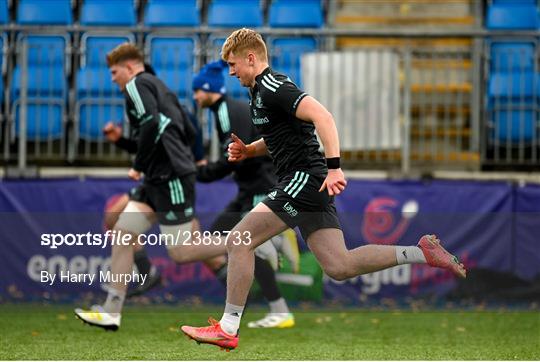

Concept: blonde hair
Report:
left=106, top=42, right=144, bottom=67
left=221, top=28, right=268, bottom=62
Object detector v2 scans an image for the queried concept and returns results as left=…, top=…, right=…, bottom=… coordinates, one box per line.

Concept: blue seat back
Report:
left=269, top=0, right=323, bottom=28
left=19, top=35, right=66, bottom=67
left=488, top=72, right=537, bottom=101
left=153, top=67, right=191, bottom=101
left=491, top=110, right=535, bottom=142
left=486, top=4, right=540, bottom=29
left=12, top=66, right=66, bottom=98
left=77, top=67, right=123, bottom=98
left=271, top=37, right=317, bottom=86
left=149, top=37, right=195, bottom=69
left=15, top=103, right=63, bottom=140
left=144, top=0, right=199, bottom=27
left=490, top=42, right=537, bottom=72
left=0, top=0, right=8, bottom=24
left=80, top=0, right=136, bottom=26
left=83, top=35, right=134, bottom=67
left=79, top=103, right=125, bottom=140
left=17, top=0, right=72, bottom=25
left=208, top=0, right=262, bottom=27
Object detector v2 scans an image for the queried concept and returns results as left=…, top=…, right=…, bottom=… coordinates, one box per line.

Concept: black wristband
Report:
left=326, top=157, right=340, bottom=169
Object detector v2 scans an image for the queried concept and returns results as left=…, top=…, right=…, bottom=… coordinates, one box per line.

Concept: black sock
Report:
left=134, top=249, right=152, bottom=276
left=254, top=256, right=281, bottom=302
left=213, top=263, right=228, bottom=286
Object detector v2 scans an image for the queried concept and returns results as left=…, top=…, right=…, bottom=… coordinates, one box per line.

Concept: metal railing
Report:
left=1, top=25, right=538, bottom=174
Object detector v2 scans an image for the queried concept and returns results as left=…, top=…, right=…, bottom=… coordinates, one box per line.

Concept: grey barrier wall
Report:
left=1, top=26, right=538, bottom=173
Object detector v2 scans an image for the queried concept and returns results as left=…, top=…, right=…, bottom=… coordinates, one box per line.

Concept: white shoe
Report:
left=74, top=304, right=121, bottom=331
left=271, top=229, right=300, bottom=273
left=255, top=240, right=279, bottom=271
left=247, top=313, right=295, bottom=328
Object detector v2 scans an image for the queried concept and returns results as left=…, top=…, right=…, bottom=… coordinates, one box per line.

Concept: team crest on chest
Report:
left=255, top=93, right=263, bottom=108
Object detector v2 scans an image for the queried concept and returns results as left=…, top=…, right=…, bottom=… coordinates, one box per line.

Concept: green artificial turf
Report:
left=0, top=304, right=538, bottom=360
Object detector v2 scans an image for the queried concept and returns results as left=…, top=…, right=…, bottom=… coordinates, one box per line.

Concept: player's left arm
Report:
left=295, top=96, right=347, bottom=196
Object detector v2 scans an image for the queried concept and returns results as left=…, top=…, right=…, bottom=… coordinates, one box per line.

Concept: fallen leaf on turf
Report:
left=31, top=331, right=40, bottom=336
left=57, top=314, right=67, bottom=320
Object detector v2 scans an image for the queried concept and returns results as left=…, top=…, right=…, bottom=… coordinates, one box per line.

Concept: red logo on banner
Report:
left=362, top=197, right=419, bottom=245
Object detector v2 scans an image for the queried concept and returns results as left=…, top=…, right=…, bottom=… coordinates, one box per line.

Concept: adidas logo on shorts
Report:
left=268, top=190, right=277, bottom=200
left=165, top=211, right=178, bottom=221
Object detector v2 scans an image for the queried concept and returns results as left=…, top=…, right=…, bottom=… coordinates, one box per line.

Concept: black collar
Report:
left=254, top=66, right=272, bottom=86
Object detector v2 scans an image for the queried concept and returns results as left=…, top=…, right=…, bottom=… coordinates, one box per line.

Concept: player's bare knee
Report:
left=322, top=264, right=351, bottom=281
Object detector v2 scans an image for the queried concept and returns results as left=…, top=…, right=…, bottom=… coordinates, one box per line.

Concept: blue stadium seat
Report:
left=76, top=33, right=134, bottom=140
left=488, top=72, right=539, bottom=143
left=269, top=0, right=323, bottom=28
left=80, top=0, right=136, bottom=26
left=12, top=66, right=66, bottom=99
left=11, top=35, right=68, bottom=140
left=491, top=110, right=535, bottom=142
left=208, top=0, right=263, bottom=27
left=77, top=67, right=123, bottom=98
left=78, top=102, right=125, bottom=140
left=488, top=72, right=537, bottom=101
left=486, top=3, right=540, bottom=29
left=147, top=36, right=196, bottom=102
left=14, top=104, right=63, bottom=140
left=81, top=33, right=135, bottom=67
left=76, top=67, right=125, bottom=140
left=490, top=42, right=537, bottom=72
left=148, top=37, right=195, bottom=69
left=0, top=0, right=8, bottom=24
left=493, top=0, right=538, bottom=4
left=17, top=0, right=72, bottom=25
left=144, top=0, right=199, bottom=27
left=270, top=37, right=317, bottom=86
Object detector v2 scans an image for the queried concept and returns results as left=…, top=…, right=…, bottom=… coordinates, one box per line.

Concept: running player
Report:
left=75, top=43, right=229, bottom=330
left=192, top=60, right=297, bottom=328
left=181, top=28, right=467, bottom=350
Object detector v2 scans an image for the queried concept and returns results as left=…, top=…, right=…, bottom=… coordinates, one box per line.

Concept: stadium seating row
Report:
left=0, top=0, right=325, bottom=28
left=5, top=32, right=318, bottom=142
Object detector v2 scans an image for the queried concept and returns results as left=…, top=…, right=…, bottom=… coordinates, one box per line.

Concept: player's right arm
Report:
left=227, top=134, right=267, bottom=162
left=103, top=122, right=138, bottom=153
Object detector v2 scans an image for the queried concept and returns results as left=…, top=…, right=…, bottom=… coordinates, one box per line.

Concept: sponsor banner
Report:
left=0, top=178, right=538, bottom=302
left=514, top=183, right=540, bottom=280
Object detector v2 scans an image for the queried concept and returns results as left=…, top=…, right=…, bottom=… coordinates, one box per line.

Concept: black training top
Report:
left=115, top=71, right=196, bottom=182
left=250, top=67, right=327, bottom=179
left=197, top=95, right=276, bottom=194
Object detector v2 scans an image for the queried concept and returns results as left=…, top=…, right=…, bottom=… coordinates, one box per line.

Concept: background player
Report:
left=75, top=43, right=230, bottom=330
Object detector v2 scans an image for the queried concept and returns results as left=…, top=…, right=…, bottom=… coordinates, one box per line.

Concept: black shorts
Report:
left=262, top=171, right=341, bottom=240
left=129, top=174, right=195, bottom=225
left=210, top=191, right=268, bottom=232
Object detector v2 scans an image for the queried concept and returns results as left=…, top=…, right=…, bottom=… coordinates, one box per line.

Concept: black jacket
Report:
left=115, top=71, right=196, bottom=182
